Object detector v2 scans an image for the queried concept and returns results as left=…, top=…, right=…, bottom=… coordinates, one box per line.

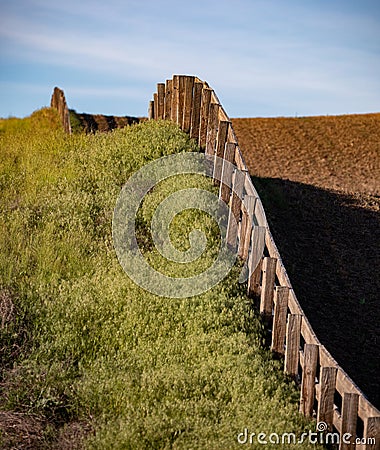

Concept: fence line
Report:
left=50, top=87, right=71, bottom=134
left=149, top=75, right=380, bottom=449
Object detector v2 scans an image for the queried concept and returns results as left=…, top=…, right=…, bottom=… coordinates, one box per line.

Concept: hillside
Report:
left=0, top=112, right=321, bottom=449
left=232, top=113, right=380, bottom=408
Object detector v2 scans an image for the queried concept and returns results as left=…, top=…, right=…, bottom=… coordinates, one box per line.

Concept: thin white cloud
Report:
left=1, top=0, right=379, bottom=117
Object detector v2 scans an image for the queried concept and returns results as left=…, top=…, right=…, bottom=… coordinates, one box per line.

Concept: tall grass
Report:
left=0, top=111, right=323, bottom=449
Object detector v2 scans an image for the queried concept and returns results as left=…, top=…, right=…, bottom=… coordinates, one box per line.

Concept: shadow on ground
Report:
left=69, top=110, right=141, bottom=133
left=252, top=176, right=380, bottom=409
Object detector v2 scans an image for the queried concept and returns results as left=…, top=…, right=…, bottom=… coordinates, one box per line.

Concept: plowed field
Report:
left=232, top=114, right=380, bottom=409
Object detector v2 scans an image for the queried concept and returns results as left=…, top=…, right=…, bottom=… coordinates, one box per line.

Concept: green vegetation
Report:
left=0, top=111, right=323, bottom=449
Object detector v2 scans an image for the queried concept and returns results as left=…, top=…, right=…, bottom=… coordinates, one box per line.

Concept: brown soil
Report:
left=232, top=114, right=380, bottom=409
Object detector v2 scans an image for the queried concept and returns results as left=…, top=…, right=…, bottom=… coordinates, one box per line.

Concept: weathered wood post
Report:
left=317, top=366, right=337, bottom=431
left=226, top=169, right=245, bottom=249
left=183, top=76, right=195, bottom=132
left=247, top=227, right=266, bottom=298
left=171, top=75, right=179, bottom=123
left=213, top=120, right=230, bottom=185
left=219, top=143, right=236, bottom=205
left=164, top=79, right=173, bottom=120
left=199, top=88, right=212, bottom=149
left=259, top=257, right=277, bottom=319
left=148, top=100, right=154, bottom=120
left=284, top=314, right=302, bottom=377
left=190, top=82, right=203, bottom=141
left=50, top=87, right=71, bottom=134
left=364, top=417, right=380, bottom=450
left=238, top=195, right=257, bottom=260
left=299, top=343, right=319, bottom=417
left=340, top=393, right=359, bottom=449
left=271, top=286, right=289, bottom=355
left=205, top=103, right=219, bottom=156
left=157, top=83, right=165, bottom=120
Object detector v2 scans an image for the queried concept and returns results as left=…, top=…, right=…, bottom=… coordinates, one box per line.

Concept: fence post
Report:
left=213, top=120, right=230, bottom=185
left=340, top=393, right=359, bottom=450
left=284, top=314, right=302, bottom=378
left=238, top=195, right=257, bottom=260
left=260, top=257, right=277, bottom=319
left=148, top=100, right=154, bottom=120
left=190, top=81, right=203, bottom=141
left=300, top=344, right=319, bottom=417
left=171, top=75, right=179, bottom=123
left=317, top=366, right=337, bottom=431
left=219, top=142, right=236, bottom=204
left=226, top=169, right=245, bottom=249
left=205, top=103, right=219, bottom=156
left=177, top=75, right=186, bottom=127
left=183, top=76, right=195, bottom=132
left=50, top=86, right=71, bottom=134
left=271, top=286, right=289, bottom=355
left=164, top=79, right=172, bottom=120
left=153, top=92, right=158, bottom=120
left=157, top=83, right=165, bottom=119
left=364, top=417, right=380, bottom=450
left=199, top=88, right=212, bottom=149
left=247, top=227, right=266, bottom=298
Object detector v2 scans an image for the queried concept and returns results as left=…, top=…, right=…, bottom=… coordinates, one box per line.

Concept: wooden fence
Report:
left=149, top=75, right=380, bottom=450
left=50, top=87, right=71, bottom=134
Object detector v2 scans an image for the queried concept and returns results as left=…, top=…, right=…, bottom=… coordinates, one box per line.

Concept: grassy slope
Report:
left=0, top=110, right=322, bottom=449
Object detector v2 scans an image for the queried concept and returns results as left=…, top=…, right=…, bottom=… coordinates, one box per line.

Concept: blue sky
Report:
left=1, top=0, right=379, bottom=118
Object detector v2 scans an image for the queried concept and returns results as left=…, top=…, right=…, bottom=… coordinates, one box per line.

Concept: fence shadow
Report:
left=252, top=176, right=380, bottom=409
left=70, top=111, right=140, bottom=133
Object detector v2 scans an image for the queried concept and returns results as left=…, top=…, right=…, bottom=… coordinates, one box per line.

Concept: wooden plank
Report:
left=247, top=255, right=263, bottom=298
left=213, top=120, right=230, bottom=185
left=171, top=75, right=179, bottom=123
left=260, top=257, right=277, bottom=318
left=190, top=81, right=203, bottom=140
left=205, top=102, right=219, bottom=156
left=238, top=195, right=257, bottom=260
left=153, top=92, right=158, bottom=120
left=226, top=169, right=245, bottom=249
left=334, top=408, right=343, bottom=434
left=157, top=83, right=165, bottom=119
left=335, top=370, right=380, bottom=420
left=199, top=88, right=212, bottom=148
left=271, top=286, right=289, bottom=355
left=299, top=344, right=319, bottom=417
left=164, top=79, right=172, bottom=120
left=364, top=417, right=380, bottom=450
left=317, top=366, right=337, bottom=430
left=50, top=86, right=71, bottom=133
left=183, top=76, right=195, bottom=132
left=235, top=146, right=245, bottom=170
left=148, top=100, right=154, bottom=120
left=177, top=75, right=186, bottom=128
left=284, top=314, right=302, bottom=377
left=247, top=226, right=266, bottom=297
left=231, top=169, right=245, bottom=222
left=219, top=142, right=236, bottom=204
left=340, top=393, right=359, bottom=450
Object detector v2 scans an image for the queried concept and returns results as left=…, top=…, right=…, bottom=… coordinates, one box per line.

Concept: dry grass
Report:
left=0, top=290, right=15, bottom=329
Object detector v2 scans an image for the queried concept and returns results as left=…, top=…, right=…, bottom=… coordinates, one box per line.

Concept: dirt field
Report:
left=232, top=114, right=380, bottom=409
